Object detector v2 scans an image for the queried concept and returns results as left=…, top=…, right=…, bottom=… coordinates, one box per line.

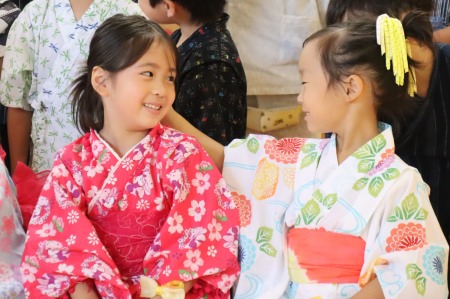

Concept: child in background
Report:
left=21, top=14, right=239, bottom=299
left=139, top=0, right=247, bottom=145
left=163, top=12, right=449, bottom=299
left=326, top=0, right=450, bottom=290
left=0, top=0, right=142, bottom=174
left=0, top=145, right=26, bottom=299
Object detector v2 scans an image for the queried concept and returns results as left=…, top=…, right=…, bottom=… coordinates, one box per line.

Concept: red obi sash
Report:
left=288, top=228, right=366, bottom=283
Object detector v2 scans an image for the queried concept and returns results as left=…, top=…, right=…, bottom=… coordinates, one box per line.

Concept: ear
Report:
left=91, top=66, right=109, bottom=97
left=342, top=74, right=363, bottom=102
left=162, top=0, right=176, bottom=18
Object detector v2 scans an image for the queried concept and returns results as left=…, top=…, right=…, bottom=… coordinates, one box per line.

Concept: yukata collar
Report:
left=329, top=122, right=396, bottom=174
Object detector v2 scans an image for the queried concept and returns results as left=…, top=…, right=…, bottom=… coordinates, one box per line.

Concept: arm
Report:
left=7, top=107, right=32, bottom=173
left=350, top=278, right=384, bottom=299
left=162, top=107, right=225, bottom=171
left=434, top=26, right=450, bottom=44
left=70, top=281, right=100, bottom=299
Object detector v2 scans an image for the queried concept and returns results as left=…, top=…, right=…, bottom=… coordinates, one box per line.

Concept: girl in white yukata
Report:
left=163, top=12, right=449, bottom=299
left=0, top=0, right=142, bottom=174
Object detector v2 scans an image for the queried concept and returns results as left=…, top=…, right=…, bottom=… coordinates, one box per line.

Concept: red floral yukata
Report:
left=21, top=124, right=240, bottom=299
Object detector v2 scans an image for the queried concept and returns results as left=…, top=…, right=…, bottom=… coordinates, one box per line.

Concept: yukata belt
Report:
left=287, top=227, right=366, bottom=283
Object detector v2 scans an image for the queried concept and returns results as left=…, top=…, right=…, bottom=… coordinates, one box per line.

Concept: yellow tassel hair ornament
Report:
left=140, top=276, right=185, bottom=299
left=376, top=14, right=417, bottom=96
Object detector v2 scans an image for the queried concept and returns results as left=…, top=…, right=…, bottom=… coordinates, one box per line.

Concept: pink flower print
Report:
left=37, top=241, right=70, bottom=263
left=178, top=227, right=207, bottom=249
left=0, top=236, right=12, bottom=252
left=52, top=164, right=69, bottom=178
left=218, top=274, right=237, bottom=292
left=67, top=210, right=79, bottom=224
left=192, top=172, right=211, bottom=194
left=87, top=232, right=100, bottom=246
left=196, top=161, right=213, bottom=172
left=223, top=227, right=239, bottom=255
left=21, top=260, right=38, bottom=283
left=57, top=263, right=74, bottom=275
left=386, top=222, right=427, bottom=252
left=188, top=200, right=206, bottom=222
left=167, top=212, right=183, bottom=234
left=183, top=249, right=204, bottom=272
left=208, top=218, right=223, bottom=241
left=207, top=246, right=217, bottom=257
left=36, top=222, right=57, bottom=238
left=136, top=199, right=150, bottom=210
left=66, top=235, right=76, bottom=246
left=84, top=163, right=104, bottom=178
left=368, top=149, right=396, bottom=176
left=36, top=273, right=70, bottom=297
left=0, top=260, right=13, bottom=282
left=91, top=140, right=106, bottom=157
left=1, top=215, right=14, bottom=235
left=121, top=158, right=134, bottom=171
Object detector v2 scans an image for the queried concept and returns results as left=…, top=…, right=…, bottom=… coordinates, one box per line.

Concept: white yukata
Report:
left=224, top=123, right=449, bottom=299
left=0, top=0, right=141, bottom=172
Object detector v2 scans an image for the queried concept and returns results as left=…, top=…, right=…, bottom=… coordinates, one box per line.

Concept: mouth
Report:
left=144, top=103, right=162, bottom=111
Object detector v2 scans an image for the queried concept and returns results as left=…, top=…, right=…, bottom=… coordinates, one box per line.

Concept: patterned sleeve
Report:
left=143, top=136, right=240, bottom=298
left=0, top=5, right=33, bottom=110
left=363, top=168, right=449, bottom=298
left=21, top=153, right=131, bottom=299
left=176, top=61, right=246, bottom=145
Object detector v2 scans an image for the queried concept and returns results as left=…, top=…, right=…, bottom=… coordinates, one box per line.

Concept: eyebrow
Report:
left=137, top=62, right=176, bottom=72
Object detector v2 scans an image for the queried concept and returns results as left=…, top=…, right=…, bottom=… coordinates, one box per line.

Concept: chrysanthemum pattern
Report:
left=264, top=138, right=304, bottom=164
left=386, top=222, right=426, bottom=252
left=231, top=192, right=251, bottom=227
left=423, top=245, right=446, bottom=285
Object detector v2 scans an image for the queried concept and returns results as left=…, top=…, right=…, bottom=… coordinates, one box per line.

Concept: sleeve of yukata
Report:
left=176, top=62, right=246, bottom=145
left=0, top=7, right=33, bottom=110
left=0, top=158, right=26, bottom=299
left=365, top=169, right=449, bottom=298
left=143, top=137, right=240, bottom=298
left=21, top=153, right=131, bottom=299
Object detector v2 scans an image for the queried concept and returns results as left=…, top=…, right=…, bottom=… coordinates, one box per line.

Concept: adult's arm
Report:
left=434, top=26, right=450, bottom=44
left=162, top=107, right=225, bottom=171
left=7, top=107, right=32, bottom=173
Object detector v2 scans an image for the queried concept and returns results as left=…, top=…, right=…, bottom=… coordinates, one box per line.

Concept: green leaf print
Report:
left=295, top=214, right=302, bottom=226
left=178, top=270, right=197, bottom=280
left=401, top=193, right=420, bottom=220
left=323, top=194, right=338, bottom=209
left=312, top=189, right=323, bottom=204
left=353, top=177, right=369, bottom=191
left=256, top=227, right=273, bottom=243
left=301, top=200, right=320, bottom=225
left=300, top=152, right=318, bottom=169
left=247, top=138, right=260, bottom=154
left=406, top=264, right=422, bottom=280
left=353, top=144, right=375, bottom=159
left=302, top=143, right=316, bottom=154
left=357, top=159, right=375, bottom=173
left=387, top=207, right=404, bottom=222
left=229, top=139, right=245, bottom=149
left=382, top=168, right=400, bottom=181
left=414, top=208, right=428, bottom=221
left=368, top=177, right=384, bottom=197
left=260, top=243, right=277, bottom=257
left=416, top=276, right=427, bottom=296
left=370, top=134, right=387, bottom=154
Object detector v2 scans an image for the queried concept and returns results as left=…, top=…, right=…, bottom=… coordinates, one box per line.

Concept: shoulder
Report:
left=158, top=126, right=205, bottom=158
left=55, top=132, right=91, bottom=163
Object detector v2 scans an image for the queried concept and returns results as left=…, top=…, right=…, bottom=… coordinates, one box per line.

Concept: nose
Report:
left=297, top=92, right=303, bottom=105
left=152, top=78, right=168, bottom=97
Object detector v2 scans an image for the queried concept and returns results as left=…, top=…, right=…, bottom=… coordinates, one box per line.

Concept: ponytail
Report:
left=71, top=67, right=104, bottom=134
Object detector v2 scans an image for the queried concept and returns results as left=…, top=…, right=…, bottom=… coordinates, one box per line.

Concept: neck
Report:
left=408, top=39, right=434, bottom=98
left=176, top=17, right=203, bottom=47
left=335, top=113, right=379, bottom=165
left=99, top=126, right=148, bottom=158
left=70, top=0, right=93, bottom=21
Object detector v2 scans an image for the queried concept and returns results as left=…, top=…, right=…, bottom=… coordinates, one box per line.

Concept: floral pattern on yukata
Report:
left=21, top=124, right=240, bottom=299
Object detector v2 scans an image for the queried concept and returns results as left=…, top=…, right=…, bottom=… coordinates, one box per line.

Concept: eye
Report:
left=167, top=75, right=176, bottom=82
left=142, top=71, right=154, bottom=77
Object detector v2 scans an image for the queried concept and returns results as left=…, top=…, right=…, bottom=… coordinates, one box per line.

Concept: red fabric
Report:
left=288, top=227, right=366, bottom=283
left=11, top=162, right=49, bottom=231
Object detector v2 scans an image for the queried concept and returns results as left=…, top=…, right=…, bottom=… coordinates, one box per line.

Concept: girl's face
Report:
left=102, top=41, right=176, bottom=134
left=297, top=40, right=348, bottom=134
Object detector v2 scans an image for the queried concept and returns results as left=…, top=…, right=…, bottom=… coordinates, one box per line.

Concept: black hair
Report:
left=71, top=14, right=178, bottom=134
left=305, top=11, right=428, bottom=136
left=149, top=0, right=226, bottom=24
left=326, top=0, right=434, bottom=49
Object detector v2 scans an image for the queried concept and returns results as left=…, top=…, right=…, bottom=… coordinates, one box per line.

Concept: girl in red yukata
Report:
left=20, top=14, right=240, bottom=299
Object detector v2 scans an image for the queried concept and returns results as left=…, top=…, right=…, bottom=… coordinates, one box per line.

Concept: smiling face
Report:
left=101, top=40, right=176, bottom=135
left=297, top=40, right=348, bottom=134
